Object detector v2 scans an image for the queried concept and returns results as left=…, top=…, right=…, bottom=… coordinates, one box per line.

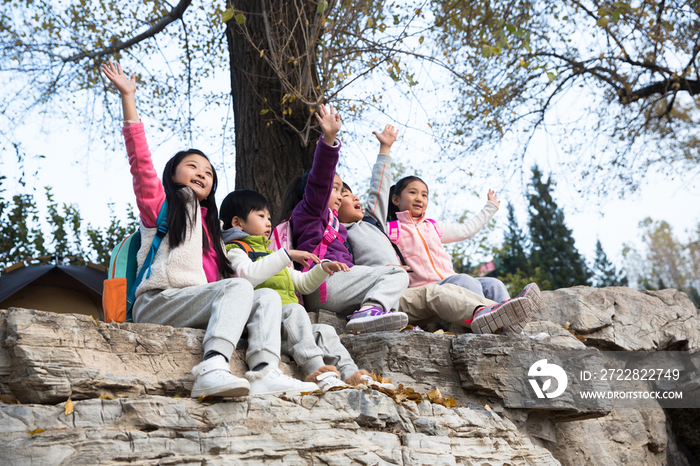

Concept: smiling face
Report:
left=171, top=153, right=214, bottom=201
left=392, top=179, right=429, bottom=218
left=328, top=174, right=343, bottom=212
left=338, top=186, right=364, bottom=223
left=232, top=208, right=272, bottom=238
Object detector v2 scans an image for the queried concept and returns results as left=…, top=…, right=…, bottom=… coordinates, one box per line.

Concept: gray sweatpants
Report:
left=437, top=274, right=510, bottom=303
left=303, top=265, right=409, bottom=316
left=281, top=303, right=359, bottom=380
left=133, top=279, right=282, bottom=368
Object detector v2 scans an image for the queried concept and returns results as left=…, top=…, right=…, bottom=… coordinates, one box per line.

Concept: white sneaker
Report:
left=359, top=374, right=395, bottom=390
left=314, top=372, right=350, bottom=392
left=248, top=367, right=319, bottom=396
left=190, top=356, right=250, bottom=398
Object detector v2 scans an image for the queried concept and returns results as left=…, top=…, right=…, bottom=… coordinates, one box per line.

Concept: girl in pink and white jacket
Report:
left=386, top=176, right=510, bottom=303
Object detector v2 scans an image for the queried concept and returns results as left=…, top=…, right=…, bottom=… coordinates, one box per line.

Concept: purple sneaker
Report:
left=470, top=297, right=532, bottom=335
left=346, top=307, right=408, bottom=333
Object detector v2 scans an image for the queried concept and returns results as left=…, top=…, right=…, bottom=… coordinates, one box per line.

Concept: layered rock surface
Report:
left=2, top=285, right=699, bottom=465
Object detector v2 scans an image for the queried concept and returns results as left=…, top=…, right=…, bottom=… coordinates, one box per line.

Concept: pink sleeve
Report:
left=122, top=123, right=165, bottom=228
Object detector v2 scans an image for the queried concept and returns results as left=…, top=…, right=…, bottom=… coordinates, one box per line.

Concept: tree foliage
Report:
left=592, top=238, right=628, bottom=287
left=0, top=176, right=138, bottom=272
left=623, top=217, right=700, bottom=307
left=3, top=0, right=698, bottom=203
left=527, top=165, right=591, bottom=288
left=432, top=0, right=700, bottom=190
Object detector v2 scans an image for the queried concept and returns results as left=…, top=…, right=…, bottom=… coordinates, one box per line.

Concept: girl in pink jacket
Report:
left=387, top=176, right=538, bottom=333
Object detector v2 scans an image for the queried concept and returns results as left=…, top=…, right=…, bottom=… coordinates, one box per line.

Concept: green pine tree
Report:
left=498, top=204, right=530, bottom=276
left=527, top=165, right=591, bottom=289
left=593, top=239, right=628, bottom=287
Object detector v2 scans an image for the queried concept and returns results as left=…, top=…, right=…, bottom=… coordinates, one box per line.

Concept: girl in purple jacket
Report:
left=279, top=105, right=409, bottom=333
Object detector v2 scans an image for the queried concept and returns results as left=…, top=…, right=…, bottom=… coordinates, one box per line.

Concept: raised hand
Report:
left=487, top=189, right=500, bottom=207
left=288, top=249, right=321, bottom=267
left=315, top=104, right=342, bottom=145
left=102, top=61, right=136, bottom=96
left=321, top=260, right=349, bottom=275
left=373, top=124, right=399, bottom=154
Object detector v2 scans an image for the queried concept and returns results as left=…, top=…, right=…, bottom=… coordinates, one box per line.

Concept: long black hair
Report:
left=161, top=149, right=234, bottom=278
left=387, top=175, right=428, bottom=222
left=275, top=170, right=309, bottom=227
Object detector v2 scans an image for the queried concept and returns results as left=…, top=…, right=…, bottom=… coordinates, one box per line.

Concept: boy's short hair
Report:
left=341, top=182, right=352, bottom=193
left=220, top=189, right=272, bottom=230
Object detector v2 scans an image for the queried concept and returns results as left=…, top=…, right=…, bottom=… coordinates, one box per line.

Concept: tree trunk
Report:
left=225, top=0, right=321, bottom=217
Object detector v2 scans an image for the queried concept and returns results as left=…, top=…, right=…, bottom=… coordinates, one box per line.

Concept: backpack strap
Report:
left=303, top=209, right=343, bottom=303
left=228, top=240, right=270, bottom=261
left=362, top=216, right=406, bottom=267
left=386, top=220, right=400, bottom=243
left=425, top=218, right=442, bottom=237
left=126, top=199, right=169, bottom=322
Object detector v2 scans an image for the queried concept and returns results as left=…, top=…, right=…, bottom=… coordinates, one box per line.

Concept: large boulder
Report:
left=0, top=391, right=559, bottom=465
left=537, top=287, right=700, bottom=351
left=0, top=307, right=300, bottom=404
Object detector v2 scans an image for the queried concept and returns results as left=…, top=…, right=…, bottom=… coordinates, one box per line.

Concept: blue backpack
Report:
left=102, top=201, right=168, bottom=322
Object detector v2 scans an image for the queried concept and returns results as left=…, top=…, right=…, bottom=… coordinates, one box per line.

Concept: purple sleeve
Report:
left=297, top=135, right=341, bottom=218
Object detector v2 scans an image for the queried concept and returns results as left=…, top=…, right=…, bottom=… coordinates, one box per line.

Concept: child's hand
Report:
left=373, top=124, right=399, bottom=154
left=102, top=61, right=136, bottom=96
left=316, top=104, right=341, bottom=146
left=388, top=264, right=412, bottom=272
left=288, top=249, right=320, bottom=267
left=487, top=189, right=500, bottom=207
left=321, top=261, right=349, bottom=275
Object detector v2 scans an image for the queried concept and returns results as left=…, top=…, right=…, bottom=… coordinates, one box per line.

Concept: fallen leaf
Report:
left=563, top=321, right=570, bottom=330
left=437, top=397, right=456, bottom=408
left=98, top=394, right=115, bottom=400
left=64, top=398, right=74, bottom=415
left=428, top=388, right=441, bottom=401
left=484, top=404, right=492, bottom=411
left=0, top=395, right=20, bottom=404
left=400, top=325, right=413, bottom=332
left=28, top=428, right=45, bottom=435
left=433, top=329, right=445, bottom=334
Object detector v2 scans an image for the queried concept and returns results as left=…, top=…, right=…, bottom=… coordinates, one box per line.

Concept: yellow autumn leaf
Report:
left=259, top=49, right=265, bottom=58
left=0, top=394, right=20, bottom=404
left=98, top=394, right=115, bottom=400
left=484, top=404, right=492, bottom=411
left=221, top=8, right=234, bottom=23
left=433, top=329, right=445, bottom=334
left=28, top=428, right=45, bottom=435
left=64, top=398, right=74, bottom=415
left=428, top=388, right=441, bottom=400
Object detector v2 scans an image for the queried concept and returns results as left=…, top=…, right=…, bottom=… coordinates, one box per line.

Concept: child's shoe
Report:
left=247, top=366, right=319, bottom=396
left=345, top=370, right=395, bottom=390
left=346, top=306, right=408, bottom=333
left=190, top=356, right=250, bottom=398
left=516, top=282, right=543, bottom=309
left=470, top=297, right=532, bottom=335
left=359, top=374, right=395, bottom=390
left=502, top=283, right=542, bottom=334
left=315, top=372, right=351, bottom=391
left=305, top=365, right=350, bottom=392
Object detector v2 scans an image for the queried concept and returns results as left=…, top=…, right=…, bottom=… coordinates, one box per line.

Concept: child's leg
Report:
left=476, top=277, right=510, bottom=302
left=280, top=303, right=326, bottom=375
left=436, top=273, right=486, bottom=298
left=244, top=288, right=284, bottom=370
left=304, top=265, right=409, bottom=315
left=399, top=283, right=497, bottom=328
left=311, top=324, right=359, bottom=380
left=133, top=278, right=255, bottom=360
